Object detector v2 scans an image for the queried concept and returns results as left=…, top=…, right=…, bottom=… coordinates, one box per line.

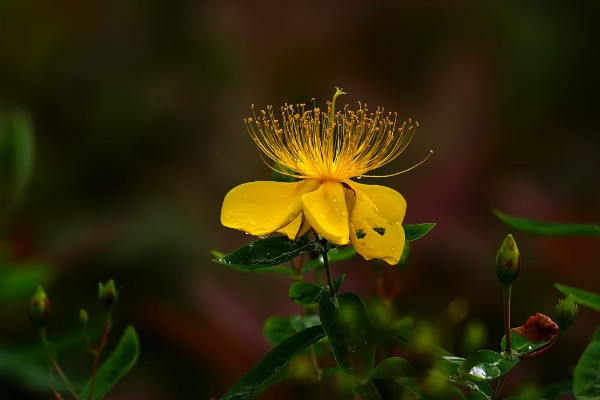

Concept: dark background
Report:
left=1, top=1, right=599, bottom=398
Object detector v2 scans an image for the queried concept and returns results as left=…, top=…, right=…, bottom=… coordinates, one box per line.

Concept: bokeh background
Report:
left=1, top=1, right=600, bottom=399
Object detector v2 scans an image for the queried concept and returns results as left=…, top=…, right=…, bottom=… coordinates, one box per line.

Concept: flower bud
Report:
left=495, top=234, right=521, bottom=285
left=555, top=294, right=578, bottom=333
left=98, top=279, right=118, bottom=310
left=29, top=285, right=50, bottom=328
left=79, top=308, right=89, bottom=326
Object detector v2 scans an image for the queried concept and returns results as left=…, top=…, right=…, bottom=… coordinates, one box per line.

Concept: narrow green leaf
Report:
left=573, top=328, right=600, bottom=400
left=501, top=331, right=553, bottom=357
left=0, top=112, right=35, bottom=210
left=457, top=350, right=518, bottom=382
left=403, top=223, right=436, bottom=242
left=80, top=326, right=140, bottom=400
left=555, top=284, right=600, bottom=312
left=289, top=275, right=345, bottom=305
left=301, top=246, right=356, bottom=274
left=221, top=325, right=325, bottom=400
left=319, top=292, right=375, bottom=378
left=493, top=210, right=600, bottom=237
left=371, top=357, right=411, bottom=379
left=214, top=236, right=318, bottom=272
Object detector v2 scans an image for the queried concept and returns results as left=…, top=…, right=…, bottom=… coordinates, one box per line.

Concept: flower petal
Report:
left=221, top=179, right=321, bottom=236
left=277, top=213, right=303, bottom=240
left=349, top=188, right=405, bottom=264
left=302, top=181, right=350, bottom=245
left=346, top=181, right=407, bottom=224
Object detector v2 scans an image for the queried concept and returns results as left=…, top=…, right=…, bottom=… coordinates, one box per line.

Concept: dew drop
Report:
left=251, top=221, right=257, bottom=226
left=341, top=211, right=347, bottom=216
left=391, top=247, right=396, bottom=251
left=319, top=213, right=325, bottom=218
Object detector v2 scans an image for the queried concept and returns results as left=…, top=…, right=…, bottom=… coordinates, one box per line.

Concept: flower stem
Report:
left=89, top=313, right=112, bottom=400
left=320, top=239, right=336, bottom=297
left=39, top=329, right=81, bottom=400
left=503, top=284, right=512, bottom=356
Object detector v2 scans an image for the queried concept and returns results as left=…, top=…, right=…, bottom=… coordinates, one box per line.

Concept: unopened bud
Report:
left=98, top=279, right=118, bottom=310
left=79, top=309, right=89, bottom=326
left=555, top=294, right=578, bottom=333
left=495, top=234, right=521, bottom=285
left=29, top=286, right=50, bottom=328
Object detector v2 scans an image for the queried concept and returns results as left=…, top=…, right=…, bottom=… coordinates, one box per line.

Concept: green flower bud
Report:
left=79, top=308, right=89, bottom=326
left=29, top=285, right=50, bottom=328
left=98, top=279, right=118, bottom=310
left=555, top=294, right=578, bottom=333
left=495, top=234, right=521, bottom=285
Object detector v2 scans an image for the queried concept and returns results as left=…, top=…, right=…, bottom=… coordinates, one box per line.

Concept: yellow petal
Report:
left=221, top=179, right=321, bottom=236
left=277, top=213, right=303, bottom=240
left=350, top=189, right=405, bottom=265
left=302, top=181, right=350, bottom=245
left=346, top=180, right=407, bottom=224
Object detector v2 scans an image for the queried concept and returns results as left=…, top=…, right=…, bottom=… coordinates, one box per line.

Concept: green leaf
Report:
left=301, top=246, right=356, bottom=274
left=80, top=326, right=140, bottom=400
left=371, top=357, right=411, bottom=379
left=555, top=284, right=600, bottom=312
left=457, top=350, right=518, bottom=382
left=403, top=223, right=436, bottom=242
left=289, top=275, right=345, bottom=305
left=221, top=325, right=325, bottom=400
left=493, top=210, right=600, bottom=237
left=434, top=356, right=493, bottom=400
left=0, top=112, right=35, bottom=210
left=573, top=328, right=600, bottom=400
left=319, top=292, right=375, bottom=378
left=214, top=236, right=318, bottom=272
left=263, top=317, right=296, bottom=346
left=501, top=331, right=553, bottom=357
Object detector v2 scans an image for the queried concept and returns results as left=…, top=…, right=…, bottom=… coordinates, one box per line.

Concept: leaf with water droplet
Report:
left=214, top=236, right=319, bottom=274
left=457, top=350, right=518, bottom=382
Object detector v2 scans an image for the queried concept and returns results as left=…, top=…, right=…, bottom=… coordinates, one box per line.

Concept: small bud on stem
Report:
left=495, top=234, right=521, bottom=285
left=555, top=294, right=578, bottom=334
left=98, top=279, right=118, bottom=310
left=29, top=285, right=50, bottom=328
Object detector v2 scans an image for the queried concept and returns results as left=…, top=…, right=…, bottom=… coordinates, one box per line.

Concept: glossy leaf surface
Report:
left=403, top=223, right=436, bottom=242
left=501, top=331, right=553, bottom=356
left=573, top=328, right=600, bottom=400
left=214, top=236, right=317, bottom=271
left=494, top=210, right=600, bottom=237
left=289, top=275, right=344, bottom=305
left=319, top=292, right=375, bottom=378
left=221, top=325, right=325, bottom=400
left=555, top=284, right=600, bottom=312
left=371, top=357, right=411, bottom=379
left=436, top=356, right=493, bottom=400
left=80, top=325, right=140, bottom=400
left=457, top=350, right=518, bottom=382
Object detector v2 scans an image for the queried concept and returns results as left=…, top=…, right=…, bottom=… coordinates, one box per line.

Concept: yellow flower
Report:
left=221, top=88, right=427, bottom=265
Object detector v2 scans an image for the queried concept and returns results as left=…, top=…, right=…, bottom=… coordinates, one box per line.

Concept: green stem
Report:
left=320, top=239, right=336, bottom=297
left=40, top=329, right=81, bottom=400
left=503, top=284, right=512, bottom=356
left=89, top=313, right=112, bottom=400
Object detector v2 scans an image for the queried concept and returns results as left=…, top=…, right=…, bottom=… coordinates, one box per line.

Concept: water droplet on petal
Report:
left=319, top=213, right=325, bottom=218
left=341, top=211, right=347, bottom=216
left=251, top=221, right=257, bottom=226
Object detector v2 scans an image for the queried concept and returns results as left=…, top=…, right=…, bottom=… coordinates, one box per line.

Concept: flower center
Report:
left=245, top=88, right=418, bottom=180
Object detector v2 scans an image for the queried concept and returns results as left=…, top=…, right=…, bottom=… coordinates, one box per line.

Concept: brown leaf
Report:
left=512, top=313, right=559, bottom=342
